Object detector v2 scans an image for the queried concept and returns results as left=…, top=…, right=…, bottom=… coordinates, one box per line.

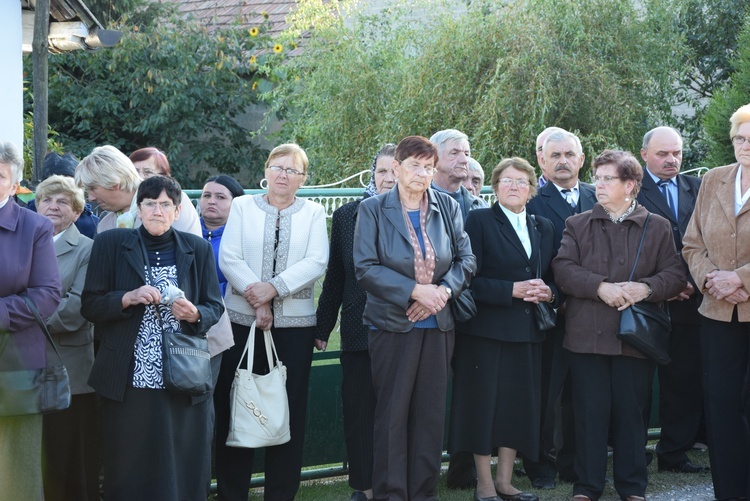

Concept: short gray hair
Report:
left=0, top=142, right=23, bottom=184
left=642, top=126, right=682, bottom=150
left=543, top=130, right=583, bottom=155
left=430, top=129, right=469, bottom=155
left=468, top=158, right=483, bottom=174
left=75, top=145, right=140, bottom=192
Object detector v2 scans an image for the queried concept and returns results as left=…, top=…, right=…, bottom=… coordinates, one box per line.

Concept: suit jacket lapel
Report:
left=579, top=183, right=597, bottom=211
left=717, top=165, right=739, bottom=230
left=641, top=173, right=675, bottom=223
left=541, top=183, right=573, bottom=226
left=174, top=232, right=195, bottom=285
left=123, top=231, right=148, bottom=283
left=492, top=204, right=529, bottom=263
left=527, top=214, right=541, bottom=269
left=383, top=186, right=413, bottom=244
left=676, top=174, right=697, bottom=225
left=54, top=225, right=78, bottom=258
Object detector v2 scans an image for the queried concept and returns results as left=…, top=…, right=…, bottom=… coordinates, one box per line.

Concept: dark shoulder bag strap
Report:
left=626, top=213, right=652, bottom=282
left=21, top=294, right=65, bottom=367
left=434, top=191, right=457, bottom=260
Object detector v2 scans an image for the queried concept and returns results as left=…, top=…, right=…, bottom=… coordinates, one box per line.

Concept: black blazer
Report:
left=526, top=181, right=597, bottom=251
left=82, top=227, right=224, bottom=402
left=461, top=203, right=557, bottom=343
left=637, top=170, right=702, bottom=321
left=315, top=198, right=370, bottom=351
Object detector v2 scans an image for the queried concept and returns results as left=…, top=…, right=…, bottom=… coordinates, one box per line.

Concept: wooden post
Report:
left=31, top=0, right=50, bottom=185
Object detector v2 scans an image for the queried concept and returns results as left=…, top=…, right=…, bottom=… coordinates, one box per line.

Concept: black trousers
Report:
left=42, top=392, right=101, bottom=501
left=340, top=349, right=376, bottom=491
left=700, top=314, right=750, bottom=500
left=369, top=327, right=454, bottom=501
left=214, top=323, right=315, bottom=501
left=570, top=352, right=651, bottom=500
left=655, top=319, right=704, bottom=468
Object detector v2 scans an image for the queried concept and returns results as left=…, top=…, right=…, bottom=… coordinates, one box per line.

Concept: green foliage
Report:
left=267, top=0, right=687, bottom=184
left=22, top=113, right=63, bottom=182
left=702, top=15, right=750, bottom=168
left=44, top=13, right=287, bottom=187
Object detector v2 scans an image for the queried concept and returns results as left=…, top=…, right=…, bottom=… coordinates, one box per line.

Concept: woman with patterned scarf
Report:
left=353, top=135, right=476, bottom=501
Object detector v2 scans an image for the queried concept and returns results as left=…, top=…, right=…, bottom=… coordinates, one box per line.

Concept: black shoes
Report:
left=657, top=459, right=710, bottom=474
left=496, top=491, right=540, bottom=501
left=531, top=477, right=556, bottom=490
left=474, top=489, right=501, bottom=501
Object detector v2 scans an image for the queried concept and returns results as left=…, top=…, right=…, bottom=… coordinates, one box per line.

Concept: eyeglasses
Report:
left=141, top=201, right=175, bottom=211
left=399, top=161, right=436, bottom=175
left=137, top=168, right=160, bottom=177
left=268, top=165, right=306, bottom=176
left=732, top=135, right=750, bottom=146
left=592, top=175, right=621, bottom=185
left=498, top=177, right=530, bottom=188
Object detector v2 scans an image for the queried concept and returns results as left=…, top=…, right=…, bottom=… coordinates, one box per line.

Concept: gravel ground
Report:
left=647, top=482, right=715, bottom=501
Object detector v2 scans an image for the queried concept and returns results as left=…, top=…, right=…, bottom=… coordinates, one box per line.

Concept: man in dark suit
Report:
left=636, top=126, right=708, bottom=474
left=525, top=129, right=597, bottom=488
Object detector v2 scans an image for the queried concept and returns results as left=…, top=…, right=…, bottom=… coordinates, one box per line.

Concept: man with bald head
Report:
left=535, top=127, right=566, bottom=188
left=636, top=126, right=707, bottom=474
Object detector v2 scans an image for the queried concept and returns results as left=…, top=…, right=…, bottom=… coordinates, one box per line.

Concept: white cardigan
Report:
left=219, top=194, right=329, bottom=328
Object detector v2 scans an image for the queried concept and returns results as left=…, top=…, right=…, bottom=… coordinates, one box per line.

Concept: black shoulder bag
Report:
left=138, top=235, right=212, bottom=396
left=616, top=214, right=672, bottom=365
left=0, top=295, right=71, bottom=417
left=529, top=216, right=556, bottom=331
left=434, top=193, right=477, bottom=323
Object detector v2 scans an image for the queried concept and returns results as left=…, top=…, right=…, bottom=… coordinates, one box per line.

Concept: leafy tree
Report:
left=266, top=0, right=687, bottom=184
left=42, top=13, right=287, bottom=187
left=702, top=16, right=750, bottom=168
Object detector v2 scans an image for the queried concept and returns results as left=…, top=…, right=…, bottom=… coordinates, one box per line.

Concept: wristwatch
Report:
left=444, top=286, right=453, bottom=300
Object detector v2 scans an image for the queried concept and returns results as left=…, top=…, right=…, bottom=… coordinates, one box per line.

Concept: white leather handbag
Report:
left=225, top=321, right=291, bottom=448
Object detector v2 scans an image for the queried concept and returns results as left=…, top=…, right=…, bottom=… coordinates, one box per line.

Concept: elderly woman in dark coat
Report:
left=353, top=136, right=476, bottom=501
left=82, top=175, right=223, bottom=500
left=449, top=157, right=557, bottom=501
left=552, top=150, right=684, bottom=501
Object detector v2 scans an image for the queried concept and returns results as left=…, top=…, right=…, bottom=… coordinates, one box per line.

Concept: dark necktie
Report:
left=657, top=179, right=678, bottom=220
left=561, top=189, right=576, bottom=210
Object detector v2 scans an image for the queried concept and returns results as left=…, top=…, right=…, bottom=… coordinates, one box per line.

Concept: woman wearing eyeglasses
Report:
left=217, top=144, right=328, bottom=501
left=448, top=158, right=555, bottom=501
left=552, top=150, right=684, bottom=501
left=683, top=103, right=750, bottom=501
left=353, top=136, right=476, bottom=501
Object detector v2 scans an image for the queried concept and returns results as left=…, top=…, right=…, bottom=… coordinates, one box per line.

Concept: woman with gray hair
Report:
left=35, top=175, right=98, bottom=501
left=0, top=141, right=61, bottom=499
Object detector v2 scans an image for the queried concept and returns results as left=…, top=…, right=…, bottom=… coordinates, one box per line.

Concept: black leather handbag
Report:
left=530, top=216, right=556, bottom=331
left=434, top=193, right=477, bottom=324
left=139, top=236, right=212, bottom=396
left=616, top=214, right=672, bottom=365
left=0, top=295, right=71, bottom=417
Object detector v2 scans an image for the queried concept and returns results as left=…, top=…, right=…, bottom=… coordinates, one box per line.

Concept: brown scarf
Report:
left=402, top=192, right=435, bottom=285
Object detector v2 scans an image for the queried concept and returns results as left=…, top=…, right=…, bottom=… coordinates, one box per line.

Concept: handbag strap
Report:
left=530, top=215, right=542, bottom=280
left=434, top=191, right=457, bottom=260
left=626, top=213, right=652, bottom=282
left=236, top=320, right=283, bottom=373
left=137, top=231, right=170, bottom=330
left=21, top=294, right=65, bottom=367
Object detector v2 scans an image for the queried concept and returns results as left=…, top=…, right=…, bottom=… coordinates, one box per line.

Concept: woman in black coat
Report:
left=82, top=176, right=223, bottom=500
left=449, top=158, right=558, bottom=501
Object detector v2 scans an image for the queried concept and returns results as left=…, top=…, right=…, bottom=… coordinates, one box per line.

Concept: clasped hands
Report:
left=244, top=282, right=278, bottom=330
left=705, top=270, right=750, bottom=305
left=512, top=279, right=553, bottom=304
left=597, top=281, right=651, bottom=311
left=122, top=285, right=200, bottom=322
left=407, top=284, right=449, bottom=323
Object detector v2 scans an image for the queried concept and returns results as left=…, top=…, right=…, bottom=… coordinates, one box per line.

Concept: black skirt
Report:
left=448, top=334, right=542, bottom=460
left=100, top=386, right=212, bottom=501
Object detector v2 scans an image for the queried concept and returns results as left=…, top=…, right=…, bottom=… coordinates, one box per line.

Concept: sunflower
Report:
left=290, top=41, right=298, bottom=49
left=249, top=27, right=259, bottom=37
left=273, top=44, right=283, bottom=54
left=260, top=11, right=270, bottom=19
left=249, top=55, right=257, bottom=65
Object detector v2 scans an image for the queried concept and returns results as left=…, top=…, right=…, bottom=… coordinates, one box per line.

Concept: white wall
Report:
left=0, top=3, right=23, bottom=152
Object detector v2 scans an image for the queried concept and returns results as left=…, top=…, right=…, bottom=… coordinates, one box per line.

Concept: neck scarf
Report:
left=604, top=198, right=637, bottom=224
left=402, top=192, right=435, bottom=285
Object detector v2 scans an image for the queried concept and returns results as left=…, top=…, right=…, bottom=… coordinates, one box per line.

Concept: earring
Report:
left=625, top=196, right=630, bottom=202
left=260, top=178, right=269, bottom=190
